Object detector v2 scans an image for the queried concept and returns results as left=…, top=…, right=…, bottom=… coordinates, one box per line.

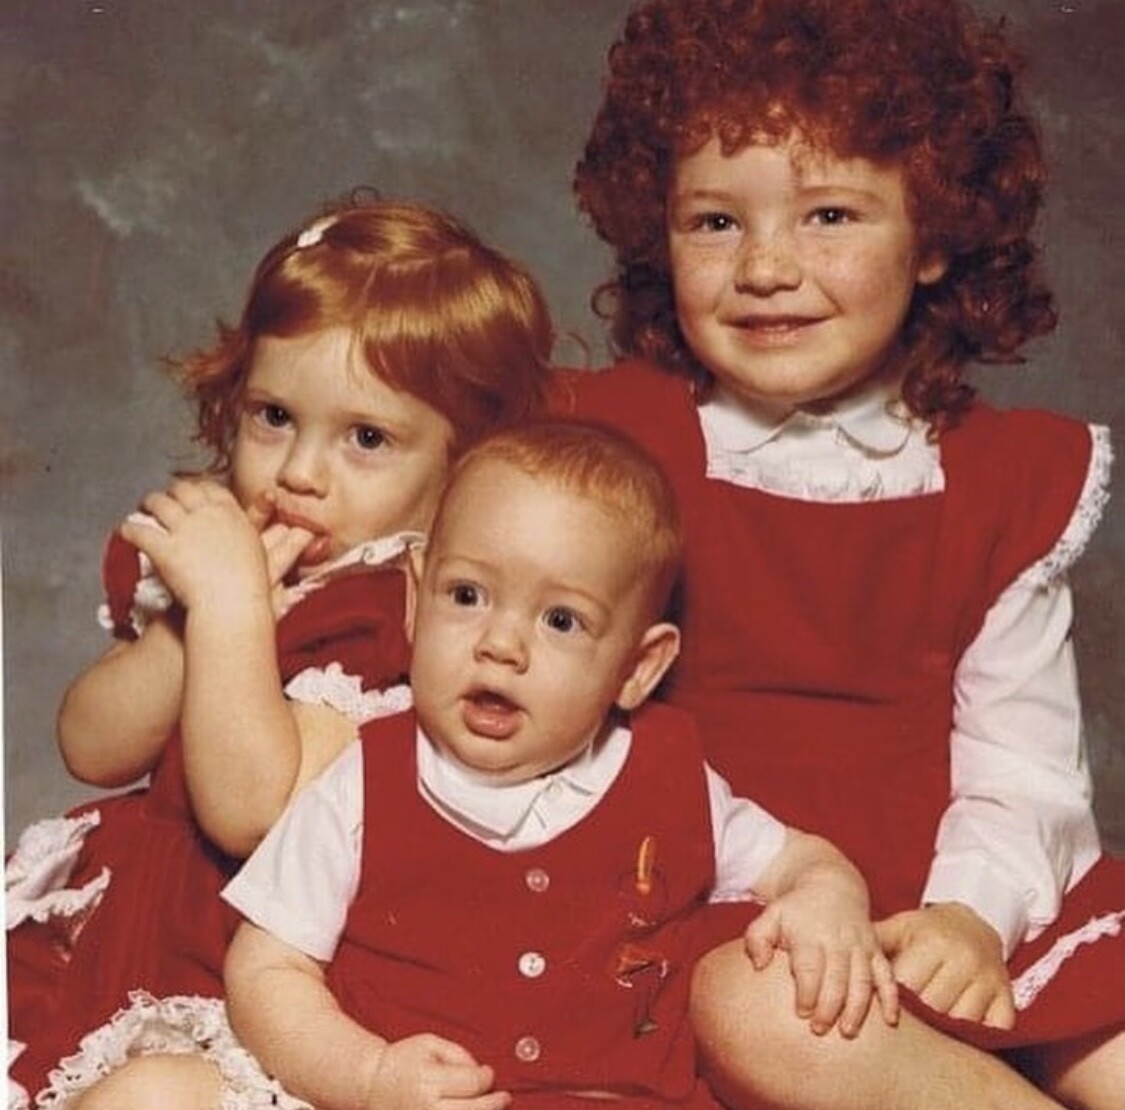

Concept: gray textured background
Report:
left=2, top=0, right=1123, bottom=854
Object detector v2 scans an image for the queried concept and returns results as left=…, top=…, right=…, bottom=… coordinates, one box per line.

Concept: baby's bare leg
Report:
left=690, top=939, right=1064, bottom=1110
left=69, top=1054, right=222, bottom=1110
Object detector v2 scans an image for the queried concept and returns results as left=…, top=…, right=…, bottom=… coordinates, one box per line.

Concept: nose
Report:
left=277, top=436, right=328, bottom=497
left=733, top=230, right=801, bottom=294
left=474, top=612, right=529, bottom=673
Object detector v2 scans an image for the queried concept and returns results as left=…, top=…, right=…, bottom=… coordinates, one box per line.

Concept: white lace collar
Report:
left=301, top=530, right=425, bottom=582
left=699, top=378, right=914, bottom=457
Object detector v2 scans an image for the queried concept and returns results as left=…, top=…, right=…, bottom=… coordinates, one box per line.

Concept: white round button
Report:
left=514, top=1034, right=541, bottom=1063
left=525, top=867, right=550, bottom=893
left=518, top=950, right=547, bottom=978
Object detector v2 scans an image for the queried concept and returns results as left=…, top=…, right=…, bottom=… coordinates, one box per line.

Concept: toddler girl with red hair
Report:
left=7, top=194, right=552, bottom=1108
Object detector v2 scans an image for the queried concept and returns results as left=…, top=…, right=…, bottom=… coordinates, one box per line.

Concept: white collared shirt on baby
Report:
left=223, top=724, right=786, bottom=963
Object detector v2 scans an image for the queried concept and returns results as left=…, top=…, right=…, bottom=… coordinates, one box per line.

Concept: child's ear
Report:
left=615, top=623, right=681, bottom=712
left=917, top=250, right=948, bottom=286
left=403, top=544, right=426, bottom=645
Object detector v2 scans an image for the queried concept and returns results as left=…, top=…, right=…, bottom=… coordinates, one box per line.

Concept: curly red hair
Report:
left=172, top=194, right=553, bottom=471
left=574, top=0, right=1056, bottom=430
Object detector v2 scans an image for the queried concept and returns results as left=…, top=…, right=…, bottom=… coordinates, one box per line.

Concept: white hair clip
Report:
left=295, top=216, right=334, bottom=249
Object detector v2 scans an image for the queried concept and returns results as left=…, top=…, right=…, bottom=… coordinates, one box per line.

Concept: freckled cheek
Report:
left=817, top=248, right=907, bottom=308
left=671, top=251, right=727, bottom=308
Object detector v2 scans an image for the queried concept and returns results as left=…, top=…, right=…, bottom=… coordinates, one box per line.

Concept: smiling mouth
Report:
left=730, top=316, right=820, bottom=342
left=461, top=688, right=523, bottom=740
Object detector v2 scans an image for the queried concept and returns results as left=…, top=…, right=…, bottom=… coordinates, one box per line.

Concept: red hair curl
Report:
left=574, top=0, right=1056, bottom=431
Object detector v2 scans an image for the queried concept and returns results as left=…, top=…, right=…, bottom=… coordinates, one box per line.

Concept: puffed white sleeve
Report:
left=222, top=741, right=364, bottom=962
left=706, top=762, right=789, bottom=903
left=922, top=572, right=1102, bottom=959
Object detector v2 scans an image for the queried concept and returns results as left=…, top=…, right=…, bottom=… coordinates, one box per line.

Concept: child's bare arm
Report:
left=225, top=922, right=508, bottom=1110
left=56, top=614, right=185, bottom=786
left=124, top=479, right=313, bottom=857
left=748, top=829, right=899, bottom=1038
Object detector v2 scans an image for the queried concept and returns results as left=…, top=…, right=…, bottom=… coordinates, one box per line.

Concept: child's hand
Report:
left=745, top=876, right=899, bottom=1038
left=875, top=902, right=1015, bottom=1028
left=121, top=480, right=310, bottom=614
left=365, top=1034, right=510, bottom=1110
left=244, top=494, right=323, bottom=617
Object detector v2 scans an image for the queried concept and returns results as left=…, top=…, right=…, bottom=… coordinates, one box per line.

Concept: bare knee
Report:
left=1025, top=1027, right=1125, bottom=1110
left=70, top=1054, right=222, bottom=1110
left=690, top=939, right=843, bottom=1102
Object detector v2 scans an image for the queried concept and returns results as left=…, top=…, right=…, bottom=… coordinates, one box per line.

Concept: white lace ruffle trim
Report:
left=1020, top=424, right=1113, bottom=589
left=1011, top=910, right=1125, bottom=1010
left=31, top=991, right=311, bottom=1110
left=6, top=811, right=108, bottom=930
left=96, top=513, right=174, bottom=639
left=284, top=669, right=413, bottom=724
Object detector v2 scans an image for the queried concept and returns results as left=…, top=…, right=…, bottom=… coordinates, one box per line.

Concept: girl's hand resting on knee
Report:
left=746, top=832, right=899, bottom=1038
left=874, top=902, right=1015, bottom=1028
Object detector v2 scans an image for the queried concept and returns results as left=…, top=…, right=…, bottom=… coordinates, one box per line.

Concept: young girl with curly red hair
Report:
left=559, top=0, right=1123, bottom=1106
left=6, top=195, right=552, bottom=1109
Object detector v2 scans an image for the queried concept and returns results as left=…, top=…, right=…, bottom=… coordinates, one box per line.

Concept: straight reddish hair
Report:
left=174, top=195, right=553, bottom=469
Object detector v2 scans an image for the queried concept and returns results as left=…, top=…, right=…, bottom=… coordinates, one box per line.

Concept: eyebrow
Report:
left=668, top=186, right=735, bottom=205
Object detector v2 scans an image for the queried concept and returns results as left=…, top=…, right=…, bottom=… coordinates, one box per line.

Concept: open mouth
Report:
left=461, top=688, right=523, bottom=740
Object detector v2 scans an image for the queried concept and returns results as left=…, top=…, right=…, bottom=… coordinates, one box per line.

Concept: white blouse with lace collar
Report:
left=695, top=382, right=1104, bottom=958
left=698, top=379, right=941, bottom=501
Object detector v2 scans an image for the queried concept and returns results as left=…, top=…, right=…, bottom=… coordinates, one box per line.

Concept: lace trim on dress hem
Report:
left=1020, top=424, right=1113, bottom=589
left=32, top=991, right=311, bottom=1110
left=1011, top=910, right=1125, bottom=1010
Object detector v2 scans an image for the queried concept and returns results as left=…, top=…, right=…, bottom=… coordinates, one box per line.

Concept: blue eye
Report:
left=354, top=425, right=386, bottom=451
left=544, top=607, right=583, bottom=634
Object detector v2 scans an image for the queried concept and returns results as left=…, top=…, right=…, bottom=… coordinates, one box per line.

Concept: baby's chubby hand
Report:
left=746, top=868, right=899, bottom=1038
left=363, top=1033, right=511, bottom=1110
left=875, top=902, right=1014, bottom=1029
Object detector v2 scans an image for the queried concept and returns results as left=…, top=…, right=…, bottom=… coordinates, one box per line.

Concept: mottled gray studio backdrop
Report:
left=2, top=0, right=1123, bottom=852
